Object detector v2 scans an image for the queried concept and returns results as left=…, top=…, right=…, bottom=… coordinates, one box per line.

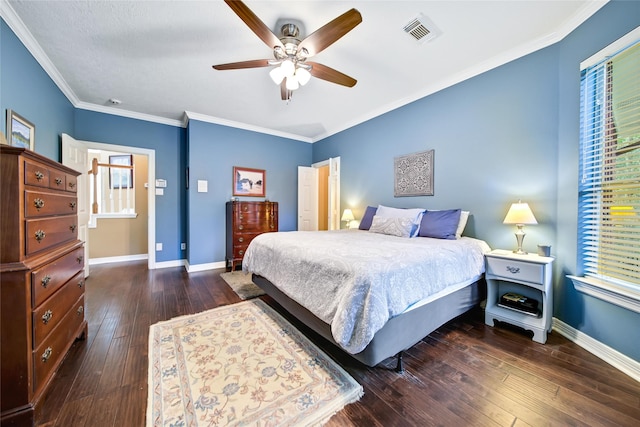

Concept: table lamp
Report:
left=341, top=209, right=355, bottom=229
left=503, top=201, right=537, bottom=254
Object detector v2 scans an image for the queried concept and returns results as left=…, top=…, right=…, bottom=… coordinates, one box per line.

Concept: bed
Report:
left=243, top=221, right=491, bottom=371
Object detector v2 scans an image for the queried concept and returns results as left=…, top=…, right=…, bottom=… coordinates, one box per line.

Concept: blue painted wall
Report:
left=73, top=110, right=187, bottom=263
left=313, top=0, right=640, bottom=362
left=1, top=21, right=74, bottom=160
left=186, top=119, right=312, bottom=265
left=314, top=45, right=559, bottom=251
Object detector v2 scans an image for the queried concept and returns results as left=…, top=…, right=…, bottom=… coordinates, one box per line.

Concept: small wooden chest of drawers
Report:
left=1, top=146, right=87, bottom=426
left=226, top=201, right=278, bottom=271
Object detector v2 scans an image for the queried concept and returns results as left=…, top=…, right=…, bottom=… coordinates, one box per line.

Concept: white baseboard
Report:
left=185, top=260, right=226, bottom=273
left=154, top=259, right=187, bottom=269
left=89, top=254, right=148, bottom=265
left=553, top=318, right=640, bottom=383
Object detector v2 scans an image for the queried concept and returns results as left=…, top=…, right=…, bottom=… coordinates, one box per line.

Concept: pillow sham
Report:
left=419, top=209, right=461, bottom=239
left=358, top=206, right=378, bottom=230
left=368, top=215, right=414, bottom=238
left=376, top=205, right=425, bottom=237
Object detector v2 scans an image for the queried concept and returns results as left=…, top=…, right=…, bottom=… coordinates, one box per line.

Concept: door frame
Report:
left=66, top=138, right=156, bottom=269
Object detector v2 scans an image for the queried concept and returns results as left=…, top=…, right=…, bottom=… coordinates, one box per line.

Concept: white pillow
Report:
left=376, top=205, right=425, bottom=237
left=369, top=216, right=414, bottom=238
left=456, top=211, right=469, bottom=239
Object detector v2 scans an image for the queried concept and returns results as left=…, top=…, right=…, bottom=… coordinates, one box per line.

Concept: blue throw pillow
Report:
left=358, top=206, right=378, bottom=230
left=419, top=209, right=462, bottom=239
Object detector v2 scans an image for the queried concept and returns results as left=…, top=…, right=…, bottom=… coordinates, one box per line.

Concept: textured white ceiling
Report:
left=3, top=1, right=607, bottom=142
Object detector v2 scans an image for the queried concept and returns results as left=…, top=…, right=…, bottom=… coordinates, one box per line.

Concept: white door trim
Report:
left=62, top=137, right=157, bottom=270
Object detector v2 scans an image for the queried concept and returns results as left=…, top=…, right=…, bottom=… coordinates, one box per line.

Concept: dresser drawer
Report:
left=32, top=296, right=84, bottom=395
left=25, top=215, right=78, bottom=256
left=32, top=246, right=84, bottom=307
left=25, top=190, right=78, bottom=218
left=24, top=159, right=51, bottom=188
left=33, top=271, right=85, bottom=348
left=65, top=174, right=77, bottom=193
left=486, top=256, right=544, bottom=285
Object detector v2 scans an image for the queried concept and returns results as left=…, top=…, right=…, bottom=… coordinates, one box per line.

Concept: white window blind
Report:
left=579, top=39, right=640, bottom=288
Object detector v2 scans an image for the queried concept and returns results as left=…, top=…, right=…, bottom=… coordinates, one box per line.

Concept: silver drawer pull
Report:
left=68, top=182, right=76, bottom=189
left=506, top=266, right=520, bottom=274
left=34, top=198, right=45, bottom=209
left=55, top=177, right=63, bottom=186
left=78, top=279, right=84, bottom=288
left=41, top=275, right=51, bottom=288
left=77, top=255, right=84, bottom=264
left=35, top=229, right=46, bottom=242
left=42, top=310, right=53, bottom=324
left=69, top=201, right=77, bottom=209
left=35, top=171, right=44, bottom=181
left=70, top=224, right=77, bottom=232
left=238, top=237, right=244, bottom=242
left=238, top=225, right=243, bottom=230
left=77, top=306, right=84, bottom=315
left=239, top=250, right=244, bottom=256
left=41, top=347, right=52, bottom=362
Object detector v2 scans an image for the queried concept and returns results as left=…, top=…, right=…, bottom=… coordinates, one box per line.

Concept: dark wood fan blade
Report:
left=280, top=81, right=292, bottom=101
left=297, top=8, right=362, bottom=57
left=307, top=62, right=357, bottom=87
left=224, top=0, right=283, bottom=50
left=212, top=59, right=272, bottom=70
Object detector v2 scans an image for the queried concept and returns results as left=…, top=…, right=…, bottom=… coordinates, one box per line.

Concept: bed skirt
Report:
left=252, top=274, right=486, bottom=368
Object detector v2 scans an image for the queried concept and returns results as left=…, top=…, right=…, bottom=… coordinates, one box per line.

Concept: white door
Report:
left=62, top=134, right=90, bottom=277
left=297, top=166, right=318, bottom=230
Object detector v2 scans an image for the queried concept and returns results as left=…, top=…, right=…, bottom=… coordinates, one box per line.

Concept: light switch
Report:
left=197, top=180, right=208, bottom=193
left=155, top=188, right=164, bottom=195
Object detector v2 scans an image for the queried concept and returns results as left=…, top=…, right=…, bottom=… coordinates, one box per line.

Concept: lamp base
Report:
left=513, top=225, right=527, bottom=254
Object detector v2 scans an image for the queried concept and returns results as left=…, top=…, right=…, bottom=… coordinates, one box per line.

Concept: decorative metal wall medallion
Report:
left=394, top=149, right=434, bottom=197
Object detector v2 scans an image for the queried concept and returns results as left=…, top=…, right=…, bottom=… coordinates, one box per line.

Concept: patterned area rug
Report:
left=220, top=271, right=266, bottom=300
left=147, top=299, right=363, bottom=426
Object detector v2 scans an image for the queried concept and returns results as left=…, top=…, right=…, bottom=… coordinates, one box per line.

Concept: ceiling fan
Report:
left=213, top=0, right=362, bottom=101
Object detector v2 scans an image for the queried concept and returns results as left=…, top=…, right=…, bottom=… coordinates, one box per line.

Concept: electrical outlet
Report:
left=181, top=243, right=186, bottom=250
left=156, top=243, right=163, bottom=251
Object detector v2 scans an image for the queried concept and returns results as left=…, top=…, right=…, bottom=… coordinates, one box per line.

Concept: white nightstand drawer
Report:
left=486, top=256, right=544, bottom=284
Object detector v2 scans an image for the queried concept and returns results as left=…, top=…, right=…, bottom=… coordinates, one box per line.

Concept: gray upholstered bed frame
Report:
left=252, top=274, right=485, bottom=371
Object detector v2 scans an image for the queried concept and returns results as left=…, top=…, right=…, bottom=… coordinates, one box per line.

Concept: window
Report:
left=572, top=30, right=640, bottom=312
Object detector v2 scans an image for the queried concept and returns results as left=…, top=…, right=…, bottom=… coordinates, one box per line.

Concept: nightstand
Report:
left=484, top=249, right=554, bottom=344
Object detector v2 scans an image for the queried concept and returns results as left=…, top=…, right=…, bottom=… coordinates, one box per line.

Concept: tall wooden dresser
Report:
left=1, top=146, right=87, bottom=426
left=226, top=201, right=278, bottom=271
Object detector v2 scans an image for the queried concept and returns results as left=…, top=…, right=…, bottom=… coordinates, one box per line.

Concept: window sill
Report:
left=567, top=275, right=640, bottom=314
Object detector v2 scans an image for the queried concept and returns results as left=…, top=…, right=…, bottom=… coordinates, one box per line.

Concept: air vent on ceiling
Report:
left=403, top=14, right=440, bottom=44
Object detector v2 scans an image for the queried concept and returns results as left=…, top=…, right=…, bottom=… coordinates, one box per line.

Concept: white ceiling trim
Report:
left=313, top=0, right=609, bottom=142
left=1, top=1, right=79, bottom=105
left=2, top=1, right=609, bottom=142
left=184, top=111, right=313, bottom=143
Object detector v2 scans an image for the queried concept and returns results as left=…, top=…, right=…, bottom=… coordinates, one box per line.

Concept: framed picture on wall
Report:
left=109, top=154, right=134, bottom=189
left=5, top=109, right=35, bottom=150
left=233, top=166, right=265, bottom=197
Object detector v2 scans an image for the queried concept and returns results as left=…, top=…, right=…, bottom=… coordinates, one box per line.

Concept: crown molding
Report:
left=184, top=111, right=313, bottom=143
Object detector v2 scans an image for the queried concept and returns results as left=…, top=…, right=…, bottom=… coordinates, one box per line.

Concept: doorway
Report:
left=62, top=134, right=156, bottom=271
left=297, top=157, right=340, bottom=231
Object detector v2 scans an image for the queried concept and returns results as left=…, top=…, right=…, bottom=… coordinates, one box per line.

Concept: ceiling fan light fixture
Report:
left=269, top=66, right=285, bottom=84
left=281, top=59, right=295, bottom=77
left=286, top=76, right=300, bottom=91
left=295, top=67, right=311, bottom=86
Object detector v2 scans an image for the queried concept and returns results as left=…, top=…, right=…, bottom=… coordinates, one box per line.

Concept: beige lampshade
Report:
left=341, top=209, right=355, bottom=222
left=503, top=202, right=538, bottom=225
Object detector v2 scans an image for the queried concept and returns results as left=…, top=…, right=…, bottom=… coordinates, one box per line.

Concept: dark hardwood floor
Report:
left=34, top=261, right=639, bottom=426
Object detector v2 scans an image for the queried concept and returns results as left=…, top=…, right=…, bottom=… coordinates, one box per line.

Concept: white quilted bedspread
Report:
left=243, top=230, right=490, bottom=354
